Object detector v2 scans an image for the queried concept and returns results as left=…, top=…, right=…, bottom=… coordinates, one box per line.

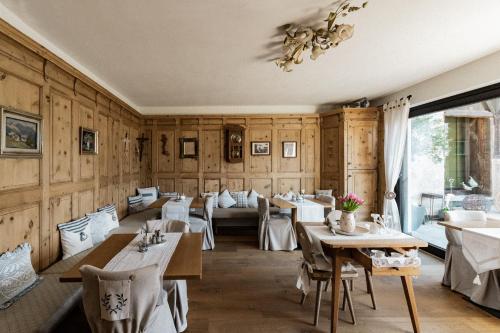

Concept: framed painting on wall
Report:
left=80, top=127, right=98, bottom=155
left=0, top=106, right=42, bottom=158
left=251, top=141, right=271, bottom=155
left=282, top=141, right=297, bottom=158
left=179, top=137, right=198, bottom=159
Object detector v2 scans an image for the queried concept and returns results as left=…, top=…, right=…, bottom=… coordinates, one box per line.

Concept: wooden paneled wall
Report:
left=142, top=116, right=321, bottom=198
left=0, top=30, right=144, bottom=271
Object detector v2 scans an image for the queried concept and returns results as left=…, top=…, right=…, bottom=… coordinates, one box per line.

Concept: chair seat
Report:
left=189, top=216, right=208, bottom=233
left=269, top=214, right=292, bottom=224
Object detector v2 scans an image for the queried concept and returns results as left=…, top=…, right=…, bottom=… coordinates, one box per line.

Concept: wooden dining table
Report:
left=438, top=218, right=500, bottom=231
left=308, top=225, right=428, bottom=333
left=60, top=232, right=203, bottom=282
left=148, top=196, right=205, bottom=209
left=268, top=197, right=334, bottom=229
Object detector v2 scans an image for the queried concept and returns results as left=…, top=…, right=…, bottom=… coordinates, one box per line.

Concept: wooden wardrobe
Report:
left=320, top=107, right=380, bottom=220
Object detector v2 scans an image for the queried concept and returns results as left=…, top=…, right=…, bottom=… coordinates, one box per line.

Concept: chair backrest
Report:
left=445, top=210, right=487, bottom=222
left=257, top=196, right=270, bottom=224
left=147, top=219, right=189, bottom=233
left=203, top=195, right=214, bottom=222
left=316, top=194, right=335, bottom=206
left=80, top=264, right=162, bottom=333
left=296, top=222, right=317, bottom=266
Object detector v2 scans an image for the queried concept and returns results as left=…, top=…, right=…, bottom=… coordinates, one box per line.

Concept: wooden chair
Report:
left=257, top=197, right=297, bottom=251
left=296, top=222, right=376, bottom=326
left=188, top=195, right=215, bottom=250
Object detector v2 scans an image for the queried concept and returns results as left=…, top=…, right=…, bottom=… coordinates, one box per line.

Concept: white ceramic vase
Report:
left=340, top=211, right=356, bottom=233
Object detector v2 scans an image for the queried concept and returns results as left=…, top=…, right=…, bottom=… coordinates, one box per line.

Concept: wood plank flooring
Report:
left=185, top=236, right=499, bottom=333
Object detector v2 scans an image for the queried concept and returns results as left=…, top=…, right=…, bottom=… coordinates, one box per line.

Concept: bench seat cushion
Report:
left=0, top=274, right=82, bottom=333
left=213, top=207, right=279, bottom=219
left=110, top=208, right=161, bottom=234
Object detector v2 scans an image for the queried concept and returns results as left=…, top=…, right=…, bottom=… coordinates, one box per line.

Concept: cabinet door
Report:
left=347, top=169, right=377, bottom=220
left=347, top=120, right=378, bottom=169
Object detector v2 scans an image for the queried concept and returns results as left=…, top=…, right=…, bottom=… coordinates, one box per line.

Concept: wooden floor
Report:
left=185, top=236, right=499, bottom=333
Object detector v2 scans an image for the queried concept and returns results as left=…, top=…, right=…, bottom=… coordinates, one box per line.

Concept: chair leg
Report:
left=314, top=280, right=323, bottom=326
left=324, top=279, right=330, bottom=291
left=341, top=281, right=347, bottom=311
left=365, top=269, right=377, bottom=310
left=350, top=279, right=354, bottom=291
left=343, top=280, right=356, bottom=325
left=300, top=292, right=307, bottom=305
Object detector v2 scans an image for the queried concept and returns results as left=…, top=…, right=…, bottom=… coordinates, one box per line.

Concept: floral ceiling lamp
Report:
left=276, top=0, right=368, bottom=72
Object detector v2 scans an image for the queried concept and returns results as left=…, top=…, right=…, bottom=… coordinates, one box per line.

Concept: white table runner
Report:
left=162, top=197, right=193, bottom=222
left=462, top=228, right=500, bottom=275
left=289, top=199, right=325, bottom=222
left=104, top=232, right=182, bottom=274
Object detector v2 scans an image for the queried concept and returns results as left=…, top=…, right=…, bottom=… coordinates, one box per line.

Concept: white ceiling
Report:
left=2, top=0, right=500, bottom=114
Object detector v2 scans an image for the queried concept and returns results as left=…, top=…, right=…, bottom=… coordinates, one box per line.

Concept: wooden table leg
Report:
left=401, top=275, right=420, bottom=333
left=330, top=251, right=343, bottom=333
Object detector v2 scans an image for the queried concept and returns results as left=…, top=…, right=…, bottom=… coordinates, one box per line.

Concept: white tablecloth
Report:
left=162, top=197, right=193, bottom=222
left=104, top=232, right=182, bottom=274
left=289, top=199, right=325, bottom=222
left=462, top=228, right=500, bottom=275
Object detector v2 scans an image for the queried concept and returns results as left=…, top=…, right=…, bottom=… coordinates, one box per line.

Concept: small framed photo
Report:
left=251, top=141, right=271, bottom=155
left=80, top=127, right=98, bottom=155
left=180, top=137, right=198, bottom=159
left=0, top=107, right=42, bottom=158
left=282, top=141, right=297, bottom=158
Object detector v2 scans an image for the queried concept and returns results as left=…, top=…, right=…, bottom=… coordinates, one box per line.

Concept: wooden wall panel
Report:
left=50, top=92, right=72, bottom=184
left=203, top=130, right=221, bottom=173
left=225, top=178, right=244, bottom=192
left=158, top=178, right=175, bottom=192
left=278, top=178, right=301, bottom=193
left=121, top=125, right=131, bottom=175
left=249, top=128, right=272, bottom=173
left=157, top=129, right=175, bottom=173
left=0, top=30, right=144, bottom=271
left=0, top=204, right=40, bottom=270
left=204, top=179, right=220, bottom=193
left=49, top=195, right=72, bottom=263
left=146, top=116, right=320, bottom=198
left=249, top=178, right=272, bottom=197
left=79, top=102, right=95, bottom=180
left=278, top=129, right=301, bottom=173
left=130, top=126, right=139, bottom=174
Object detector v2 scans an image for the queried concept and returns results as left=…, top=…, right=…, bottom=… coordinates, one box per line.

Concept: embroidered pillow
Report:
left=97, top=204, right=119, bottom=228
left=58, top=217, right=94, bottom=259
left=137, top=187, right=158, bottom=207
left=0, top=243, right=40, bottom=309
left=247, top=189, right=260, bottom=208
left=315, top=189, right=333, bottom=198
left=218, top=190, right=236, bottom=208
left=201, top=192, right=219, bottom=208
left=85, top=211, right=110, bottom=245
left=230, top=191, right=248, bottom=208
left=127, top=195, right=145, bottom=214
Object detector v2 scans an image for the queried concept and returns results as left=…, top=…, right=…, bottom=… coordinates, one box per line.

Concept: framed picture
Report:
left=251, top=141, right=271, bottom=155
left=0, top=107, right=42, bottom=158
left=180, top=137, right=198, bottom=159
left=80, top=127, right=98, bottom=155
left=282, top=141, right=297, bottom=158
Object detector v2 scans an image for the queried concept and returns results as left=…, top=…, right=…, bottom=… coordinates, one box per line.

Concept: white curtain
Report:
left=383, top=97, right=410, bottom=231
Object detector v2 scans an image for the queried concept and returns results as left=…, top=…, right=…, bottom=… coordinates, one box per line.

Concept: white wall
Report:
left=373, top=50, right=500, bottom=107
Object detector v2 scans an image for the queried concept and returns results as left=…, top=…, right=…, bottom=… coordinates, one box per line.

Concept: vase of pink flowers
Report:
left=338, top=193, right=364, bottom=233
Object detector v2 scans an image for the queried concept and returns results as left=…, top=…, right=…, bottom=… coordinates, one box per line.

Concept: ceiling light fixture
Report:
left=276, top=0, right=368, bottom=72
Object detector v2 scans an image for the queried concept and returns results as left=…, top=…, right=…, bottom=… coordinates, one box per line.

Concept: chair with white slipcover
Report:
left=79, top=263, right=176, bottom=333
left=257, top=197, right=297, bottom=251
left=146, top=218, right=190, bottom=332
left=188, top=195, right=215, bottom=250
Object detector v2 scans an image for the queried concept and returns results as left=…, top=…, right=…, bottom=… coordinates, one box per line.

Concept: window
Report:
left=401, top=97, right=500, bottom=251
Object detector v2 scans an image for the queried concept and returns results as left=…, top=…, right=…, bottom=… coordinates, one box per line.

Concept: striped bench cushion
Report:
left=97, top=204, right=119, bottom=224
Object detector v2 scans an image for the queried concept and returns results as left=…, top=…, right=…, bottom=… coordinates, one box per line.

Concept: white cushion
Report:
left=59, top=222, right=93, bottom=260
left=0, top=243, right=39, bottom=309
left=247, top=190, right=259, bottom=208
left=201, top=192, right=218, bottom=208
left=97, top=204, right=119, bottom=226
left=86, top=211, right=115, bottom=241
left=315, top=189, right=333, bottom=198
left=218, top=190, right=236, bottom=208
left=230, top=191, right=248, bottom=208
left=137, top=187, right=158, bottom=206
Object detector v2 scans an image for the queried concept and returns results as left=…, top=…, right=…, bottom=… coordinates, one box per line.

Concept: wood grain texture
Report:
left=59, top=233, right=203, bottom=282
left=0, top=30, right=143, bottom=271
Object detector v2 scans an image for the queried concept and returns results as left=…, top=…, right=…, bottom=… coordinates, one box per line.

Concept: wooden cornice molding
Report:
left=0, top=18, right=142, bottom=118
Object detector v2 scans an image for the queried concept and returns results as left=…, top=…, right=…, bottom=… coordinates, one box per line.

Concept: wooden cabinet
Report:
left=321, top=108, right=379, bottom=220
